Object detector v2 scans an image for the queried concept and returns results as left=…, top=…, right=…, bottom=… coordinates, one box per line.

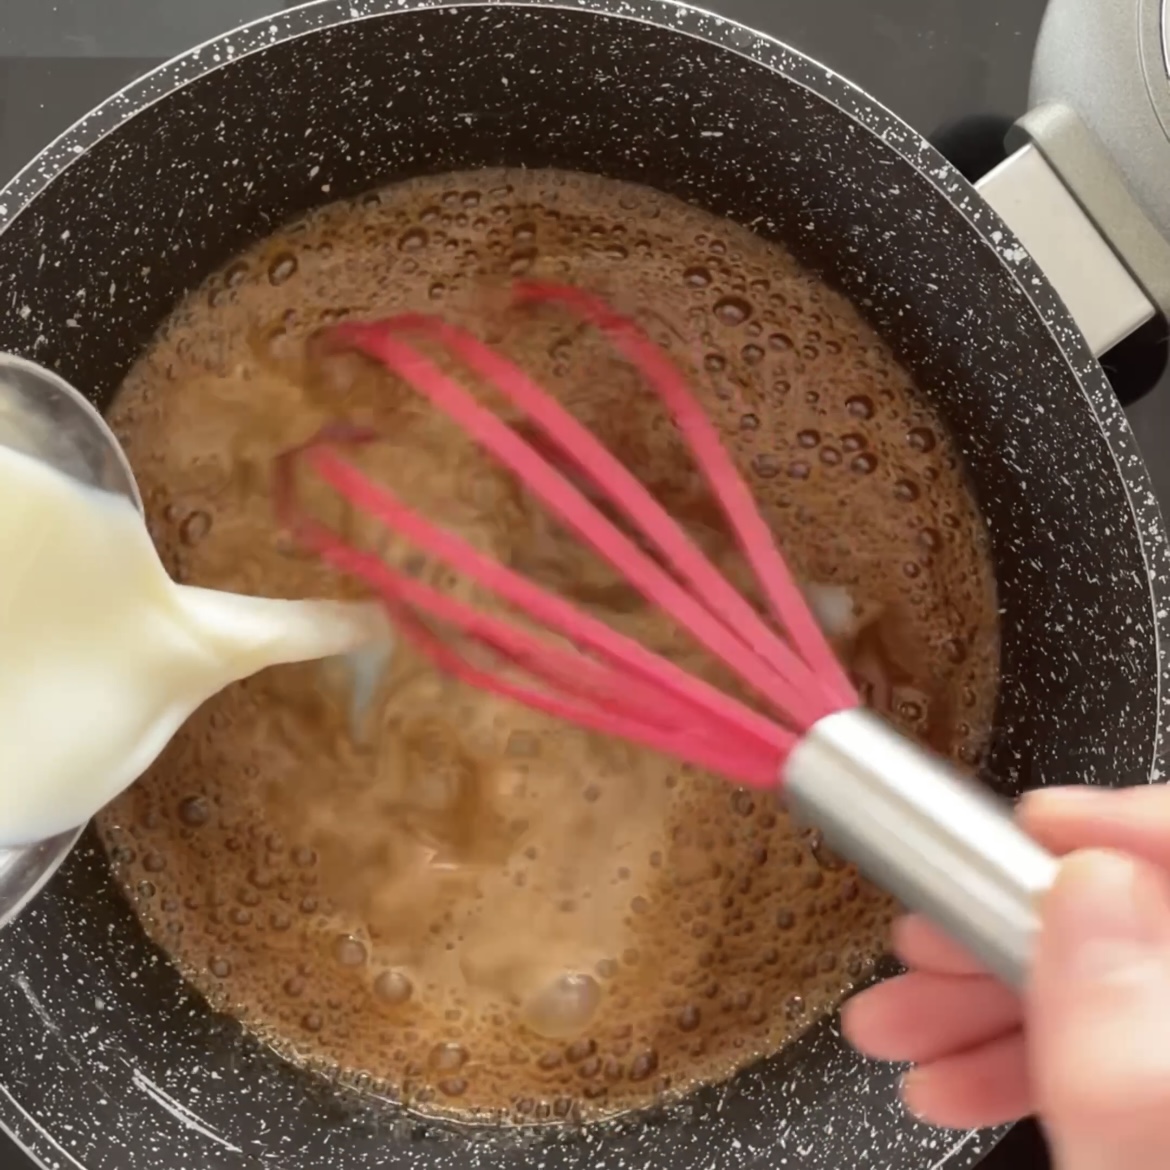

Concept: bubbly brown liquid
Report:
left=97, top=168, right=998, bottom=1124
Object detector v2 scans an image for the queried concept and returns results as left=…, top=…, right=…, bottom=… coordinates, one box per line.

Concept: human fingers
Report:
left=891, top=914, right=986, bottom=975
left=901, top=1032, right=1032, bottom=1131
left=841, top=971, right=1020, bottom=1064
left=1021, top=785, right=1170, bottom=869
left=1029, top=850, right=1170, bottom=1170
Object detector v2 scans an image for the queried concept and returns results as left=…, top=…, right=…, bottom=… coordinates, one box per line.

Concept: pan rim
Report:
left=0, top=5, right=1164, bottom=1170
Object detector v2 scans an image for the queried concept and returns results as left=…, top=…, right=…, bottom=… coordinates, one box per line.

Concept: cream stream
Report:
left=0, top=442, right=387, bottom=845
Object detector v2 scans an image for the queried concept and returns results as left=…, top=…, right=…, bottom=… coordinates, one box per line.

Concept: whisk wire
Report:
left=277, top=283, right=861, bottom=789
left=369, top=308, right=832, bottom=712
left=274, top=441, right=789, bottom=785
left=512, top=281, right=855, bottom=707
left=329, top=320, right=835, bottom=728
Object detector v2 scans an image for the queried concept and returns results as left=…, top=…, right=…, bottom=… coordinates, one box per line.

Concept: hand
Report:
left=841, top=785, right=1170, bottom=1170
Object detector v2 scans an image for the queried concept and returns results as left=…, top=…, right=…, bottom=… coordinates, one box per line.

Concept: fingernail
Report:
left=900, top=1070, right=928, bottom=1120
left=1045, top=851, right=1169, bottom=981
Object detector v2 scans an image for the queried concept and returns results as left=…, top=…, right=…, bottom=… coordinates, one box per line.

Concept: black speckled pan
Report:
left=0, top=2, right=1166, bottom=1168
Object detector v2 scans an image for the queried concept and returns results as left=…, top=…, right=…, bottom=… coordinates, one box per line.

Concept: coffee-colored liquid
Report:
left=98, top=169, right=998, bottom=1123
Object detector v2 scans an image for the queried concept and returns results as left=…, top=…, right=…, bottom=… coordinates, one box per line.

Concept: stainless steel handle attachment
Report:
left=783, top=709, right=1059, bottom=988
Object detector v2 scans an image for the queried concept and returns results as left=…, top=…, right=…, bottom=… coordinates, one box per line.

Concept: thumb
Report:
left=1029, top=849, right=1170, bottom=1170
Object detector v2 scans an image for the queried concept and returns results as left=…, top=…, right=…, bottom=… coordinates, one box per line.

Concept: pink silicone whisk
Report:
left=273, top=281, right=1058, bottom=989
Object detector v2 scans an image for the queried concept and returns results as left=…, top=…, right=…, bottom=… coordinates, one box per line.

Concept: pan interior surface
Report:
left=95, top=162, right=1000, bottom=1125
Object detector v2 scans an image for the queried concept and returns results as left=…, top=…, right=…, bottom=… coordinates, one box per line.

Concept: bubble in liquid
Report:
left=143, top=852, right=166, bottom=873
left=267, top=253, right=298, bottom=285
left=509, top=250, right=537, bottom=275
left=210, top=957, right=232, bottom=978
left=398, top=228, right=428, bottom=251
left=430, top=1042, right=468, bottom=1072
left=374, top=970, right=413, bottom=1005
left=807, top=831, right=846, bottom=872
left=731, top=790, right=755, bottom=817
left=907, top=426, right=937, bottom=452
left=741, top=343, right=765, bottom=365
left=565, top=1038, right=597, bottom=1063
left=683, top=265, right=712, bottom=288
left=179, top=510, right=212, bottom=546
left=797, top=429, right=820, bottom=448
left=713, top=296, right=752, bottom=326
left=788, top=460, right=811, bottom=481
left=752, top=453, right=781, bottom=479
left=629, top=1049, right=659, bottom=1081
left=336, top=936, right=368, bottom=967
left=178, top=796, right=210, bottom=827
left=740, top=413, right=760, bottom=431
left=850, top=452, right=877, bottom=475
left=845, top=394, right=874, bottom=419
left=944, top=638, right=968, bottom=664
left=894, top=479, right=920, bottom=502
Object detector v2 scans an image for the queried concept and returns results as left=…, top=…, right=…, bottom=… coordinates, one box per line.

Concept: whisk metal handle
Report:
left=783, top=709, right=1059, bottom=989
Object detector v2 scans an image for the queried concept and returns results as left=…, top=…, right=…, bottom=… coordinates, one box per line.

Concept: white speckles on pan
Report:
left=0, top=2, right=1165, bottom=1168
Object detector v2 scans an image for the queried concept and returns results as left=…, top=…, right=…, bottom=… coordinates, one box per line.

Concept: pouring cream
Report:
left=0, top=440, right=388, bottom=847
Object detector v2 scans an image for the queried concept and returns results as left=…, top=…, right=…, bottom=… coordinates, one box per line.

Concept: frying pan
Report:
left=0, top=2, right=1167, bottom=1168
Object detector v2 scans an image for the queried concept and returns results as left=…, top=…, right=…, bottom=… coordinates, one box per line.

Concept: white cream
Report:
left=802, top=581, right=859, bottom=640
left=0, top=442, right=388, bottom=846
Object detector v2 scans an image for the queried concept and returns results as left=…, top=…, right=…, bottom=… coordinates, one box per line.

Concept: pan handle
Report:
left=975, top=105, right=1166, bottom=358
left=782, top=708, right=1059, bottom=990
